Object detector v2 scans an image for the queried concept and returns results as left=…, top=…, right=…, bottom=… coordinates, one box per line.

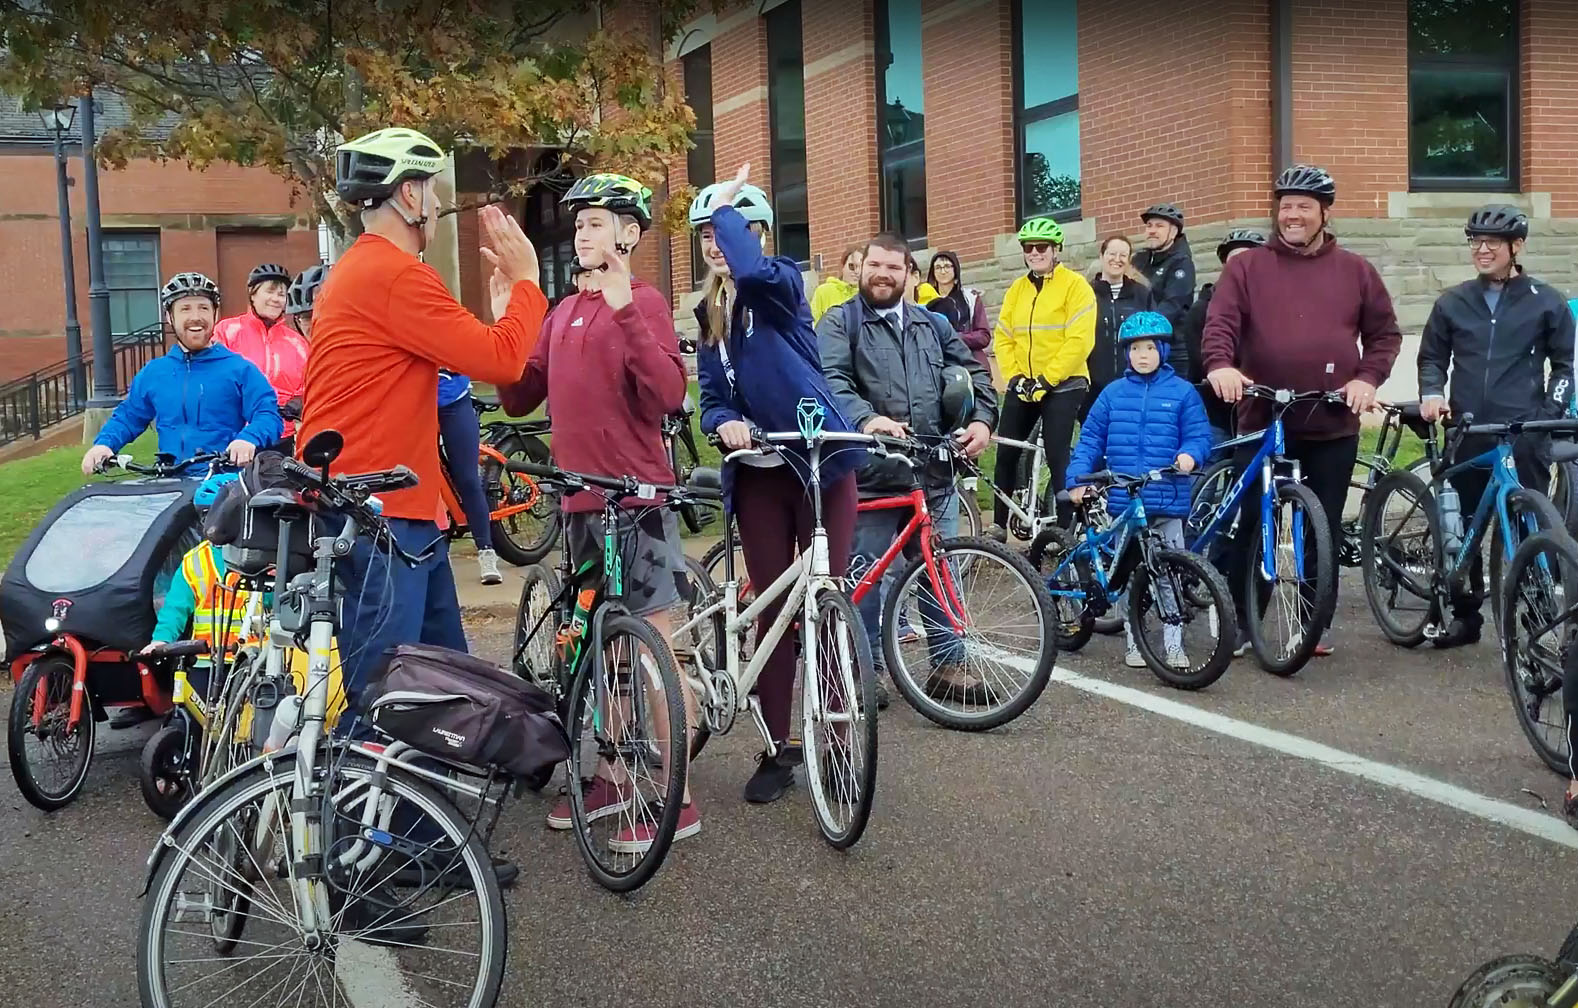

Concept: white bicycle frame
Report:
left=975, top=432, right=1055, bottom=537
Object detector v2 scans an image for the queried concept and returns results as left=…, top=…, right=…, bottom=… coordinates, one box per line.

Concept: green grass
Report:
left=0, top=430, right=158, bottom=564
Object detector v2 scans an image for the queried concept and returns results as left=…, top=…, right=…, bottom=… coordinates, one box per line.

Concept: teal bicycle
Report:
left=1358, top=413, right=1578, bottom=646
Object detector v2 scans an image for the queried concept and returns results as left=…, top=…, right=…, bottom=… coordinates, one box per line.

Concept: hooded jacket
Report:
left=1199, top=233, right=1402, bottom=439
left=1087, top=276, right=1157, bottom=393
left=1418, top=270, right=1575, bottom=424
left=1067, top=340, right=1211, bottom=519
left=1132, top=235, right=1197, bottom=340
left=499, top=277, right=686, bottom=514
left=213, top=312, right=309, bottom=438
left=993, top=265, right=1097, bottom=388
left=94, top=343, right=282, bottom=473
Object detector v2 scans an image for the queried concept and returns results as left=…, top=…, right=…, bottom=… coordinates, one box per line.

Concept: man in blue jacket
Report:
left=81, top=272, right=282, bottom=476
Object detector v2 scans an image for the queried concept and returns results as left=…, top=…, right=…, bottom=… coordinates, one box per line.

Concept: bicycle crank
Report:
left=702, top=669, right=737, bottom=736
left=1447, top=955, right=1570, bottom=1008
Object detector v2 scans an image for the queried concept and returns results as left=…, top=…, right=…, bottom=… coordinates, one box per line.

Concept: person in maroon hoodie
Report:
left=497, top=174, right=698, bottom=852
left=1200, top=163, right=1402, bottom=658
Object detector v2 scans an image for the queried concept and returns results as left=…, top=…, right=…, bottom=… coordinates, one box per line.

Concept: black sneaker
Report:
left=1433, top=616, right=1483, bottom=649
left=110, top=705, right=155, bottom=730
left=744, top=749, right=797, bottom=804
left=340, top=884, right=430, bottom=946
left=873, top=678, right=890, bottom=711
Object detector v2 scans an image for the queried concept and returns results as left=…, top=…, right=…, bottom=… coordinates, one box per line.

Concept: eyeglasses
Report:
left=1466, top=237, right=1506, bottom=250
left=1021, top=242, right=1056, bottom=254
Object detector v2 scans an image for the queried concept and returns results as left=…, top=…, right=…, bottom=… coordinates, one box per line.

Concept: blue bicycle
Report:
left=1041, top=468, right=1236, bottom=690
left=1184, top=385, right=1345, bottom=676
left=1358, top=413, right=1578, bottom=647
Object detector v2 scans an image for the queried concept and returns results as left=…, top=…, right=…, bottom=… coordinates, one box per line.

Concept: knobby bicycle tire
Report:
left=1490, top=486, right=1566, bottom=640
left=486, top=431, right=561, bottom=566
left=1358, top=468, right=1439, bottom=648
left=8, top=654, right=93, bottom=811
left=1499, top=528, right=1578, bottom=776
left=1027, top=525, right=1095, bottom=654
left=1128, top=548, right=1235, bottom=690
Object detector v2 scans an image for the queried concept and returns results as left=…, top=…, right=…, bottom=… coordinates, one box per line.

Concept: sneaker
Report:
left=744, top=749, right=797, bottom=804
left=608, top=801, right=701, bottom=854
left=340, top=884, right=429, bottom=946
left=1124, top=648, right=1146, bottom=668
left=898, top=622, right=921, bottom=645
left=109, top=704, right=155, bottom=730
left=1166, top=648, right=1189, bottom=669
left=546, top=776, right=631, bottom=830
left=924, top=662, right=991, bottom=704
left=1233, top=640, right=1251, bottom=659
left=1433, top=617, right=1483, bottom=649
left=477, top=548, right=503, bottom=586
left=873, top=679, right=890, bottom=711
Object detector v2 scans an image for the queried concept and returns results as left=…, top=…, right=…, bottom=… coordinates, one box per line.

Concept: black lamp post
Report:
left=79, top=87, right=117, bottom=407
left=37, top=100, right=84, bottom=408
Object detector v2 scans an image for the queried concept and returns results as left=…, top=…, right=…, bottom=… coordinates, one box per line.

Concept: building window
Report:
left=1408, top=0, right=1518, bottom=188
left=766, top=0, right=810, bottom=266
left=523, top=181, right=577, bottom=303
left=103, top=232, right=160, bottom=339
left=876, top=0, right=926, bottom=245
left=1013, top=0, right=1080, bottom=221
left=683, top=44, right=716, bottom=286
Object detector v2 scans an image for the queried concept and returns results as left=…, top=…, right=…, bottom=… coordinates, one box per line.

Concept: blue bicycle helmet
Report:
left=1118, top=310, right=1172, bottom=345
left=194, top=472, right=240, bottom=512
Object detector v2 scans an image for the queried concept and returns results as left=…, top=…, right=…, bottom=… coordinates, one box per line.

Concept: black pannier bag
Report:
left=366, top=644, right=570, bottom=778
left=1, top=481, right=198, bottom=661
left=204, top=451, right=315, bottom=579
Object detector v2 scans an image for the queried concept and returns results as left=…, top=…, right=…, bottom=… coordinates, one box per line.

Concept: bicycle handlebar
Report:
left=277, top=457, right=432, bottom=566
left=1241, top=385, right=1349, bottom=407
left=1074, top=466, right=1188, bottom=491
left=503, top=460, right=722, bottom=507
left=102, top=451, right=226, bottom=477
left=143, top=639, right=211, bottom=660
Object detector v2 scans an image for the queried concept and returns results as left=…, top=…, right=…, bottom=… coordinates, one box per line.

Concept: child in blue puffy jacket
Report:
left=1067, top=310, right=1211, bottom=668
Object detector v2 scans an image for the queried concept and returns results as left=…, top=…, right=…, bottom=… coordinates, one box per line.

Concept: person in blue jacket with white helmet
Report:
left=81, top=272, right=282, bottom=476
left=1067, top=310, right=1211, bottom=669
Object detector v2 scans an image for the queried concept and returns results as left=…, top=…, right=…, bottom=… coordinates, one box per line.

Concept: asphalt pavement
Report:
left=1, top=571, right=1573, bottom=1008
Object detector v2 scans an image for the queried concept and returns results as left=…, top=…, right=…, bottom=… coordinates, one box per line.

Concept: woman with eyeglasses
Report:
left=987, top=216, right=1097, bottom=535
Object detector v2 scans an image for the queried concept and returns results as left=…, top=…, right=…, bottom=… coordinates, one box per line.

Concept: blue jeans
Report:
left=437, top=398, right=492, bottom=551
left=852, top=485, right=961, bottom=670
left=334, top=518, right=467, bottom=737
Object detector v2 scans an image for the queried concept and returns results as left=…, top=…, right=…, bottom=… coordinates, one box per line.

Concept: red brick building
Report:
left=0, top=92, right=320, bottom=383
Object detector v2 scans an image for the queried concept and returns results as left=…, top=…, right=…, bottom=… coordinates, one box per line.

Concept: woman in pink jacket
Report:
left=213, top=262, right=309, bottom=449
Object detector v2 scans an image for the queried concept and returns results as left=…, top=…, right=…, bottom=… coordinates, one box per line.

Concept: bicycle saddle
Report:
left=1549, top=440, right=1578, bottom=464
left=247, top=487, right=310, bottom=519
left=471, top=394, right=501, bottom=414
left=688, top=467, right=722, bottom=492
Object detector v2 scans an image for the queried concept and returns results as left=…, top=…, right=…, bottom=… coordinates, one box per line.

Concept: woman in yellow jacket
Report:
left=990, top=216, right=1097, bottom=531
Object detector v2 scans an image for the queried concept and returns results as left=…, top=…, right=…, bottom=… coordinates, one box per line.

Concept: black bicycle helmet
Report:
left=1273, top=164, right=1336, bottom=205
left=1140, top=203, right=1185, bottom=231
left=287, top=264, right=331, bottom=315
left=248, top=263, right=290, bottom=288
left=1465, top=204, right=1529, bottom=241
left=160, top=272, right=220, bottom=312
left=1216, top=228, right=1267, bottom=263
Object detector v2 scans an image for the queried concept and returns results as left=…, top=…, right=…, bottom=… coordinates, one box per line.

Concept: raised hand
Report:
left=717, top=162, right=750, bottom=206
left=479, top=204, right=540, bottom=287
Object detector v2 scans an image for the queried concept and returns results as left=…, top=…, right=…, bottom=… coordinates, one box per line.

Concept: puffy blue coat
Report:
left=94, top=343, right=282, bottom=472
left=1067, top=358, right=1211, bottom=518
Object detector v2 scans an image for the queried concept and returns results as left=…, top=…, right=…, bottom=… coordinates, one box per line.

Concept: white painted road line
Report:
left=1049, top=665, right=1578, bottom=851
left=337, top=940, right=421, bottom=1007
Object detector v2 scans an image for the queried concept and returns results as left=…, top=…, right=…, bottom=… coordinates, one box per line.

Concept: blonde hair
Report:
left=702, top=272, right=730, bottom=348
left=1088, top=234, right=1150, bottom=288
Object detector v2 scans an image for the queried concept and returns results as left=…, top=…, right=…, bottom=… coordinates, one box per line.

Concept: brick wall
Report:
left=802, top=0, right=881, bottom=271
left=711, top=15, right=775, bottom=234
left=1522, top=0, right=1578, bottom=217
left=1289, top=0, right=1409, bottom=217
left=920, top=0, right=1016, bottom=261
left=1079, top=0, right=1272, bottom=236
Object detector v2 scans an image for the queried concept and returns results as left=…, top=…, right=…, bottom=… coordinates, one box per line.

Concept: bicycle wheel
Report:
left=801, top=587, right=878, bottom=848
left=677, top=556, right=725, bottom=762
left=137, top=756, right=507, bottom=1008
left=1187, top=457, right=1237, bottom=544
left=956, top=484, right=984, bottom=538
left=1490, top=486, right=1566, bottom=639
left=669, top=426, right=712, bottom=533
left=1244, top=480, right=1336, bottom=677
left=1550, top=457, right=1578, bottom=533
left=565, top=613, right=687, bottom=893
left=1500, top=529, right=1577, bottom=775
left=512, top=562, right=563, bottom=691
left=882, top=535, right=1057, bottom=730
left=1128, top=548, right=1235, bottom=690
left=1027, top=526, right=1095, bottom=653
left=485, top=431, right=560, bottom=566
left=8, top=654, right=93, bottom=811
left=1358, top=469, right=1439, bottom=647
left=139, top=723, right=196, bottom=820
left=1446, top=956, right=1566, bottom=1008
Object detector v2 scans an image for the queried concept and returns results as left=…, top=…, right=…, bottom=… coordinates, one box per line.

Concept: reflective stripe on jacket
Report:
left=180, top=544, right=251, bottom=657
left=992, top=266, right=1097, bottom=387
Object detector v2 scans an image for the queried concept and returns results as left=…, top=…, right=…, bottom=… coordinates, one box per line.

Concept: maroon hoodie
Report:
left=1200, top=233, right=1402, bottom=439
left=499, top=279, right=686, bottom=512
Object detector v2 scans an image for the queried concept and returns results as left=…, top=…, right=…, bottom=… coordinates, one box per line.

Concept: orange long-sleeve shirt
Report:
left=299, top=233, right=547, bottom=520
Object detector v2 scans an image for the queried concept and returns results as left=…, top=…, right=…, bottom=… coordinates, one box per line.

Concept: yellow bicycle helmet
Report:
left=335, top=128, right=447, bottom=208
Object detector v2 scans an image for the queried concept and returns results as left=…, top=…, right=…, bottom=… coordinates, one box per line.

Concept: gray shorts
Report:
left=563, top=508, right=687, bottom=616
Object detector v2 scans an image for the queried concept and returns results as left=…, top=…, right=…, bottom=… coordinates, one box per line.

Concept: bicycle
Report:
left=663, top=394, right=713, bottom=534
left=1359, top=414, right=1578, bottom=648
left=1039, top=468, right=1236, bottom=689
left=957, top=431, right=1056, bottom=543
left=502, top=459, right=695, bottom=893
left=1498, top=526, right=1578, bottom=774
left=436, top=393, right=559, bottom=566
left=137, top=431, right=520, bottom=1007
left=695, top=424, right=1056, bottom=732
left=1180, top=385, right=1344, bottom=676
left=1448, top=924, right=1578, bottom=1008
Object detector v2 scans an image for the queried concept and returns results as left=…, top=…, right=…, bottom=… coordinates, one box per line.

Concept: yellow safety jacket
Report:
left=992, top=265, right=1098, bottom=399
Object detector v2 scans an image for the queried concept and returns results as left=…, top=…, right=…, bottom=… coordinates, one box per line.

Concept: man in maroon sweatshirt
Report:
left=1200, top=163, right=1402, bottom=658
left=497, top=176, right=696, bottom=852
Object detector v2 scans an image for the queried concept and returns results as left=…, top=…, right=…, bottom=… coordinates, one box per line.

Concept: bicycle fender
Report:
left=139, top=742, right=302, bottom=896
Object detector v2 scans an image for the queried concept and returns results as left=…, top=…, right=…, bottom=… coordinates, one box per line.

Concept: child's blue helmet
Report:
left=194, top=472, right=240, bottom=512
left=1118, top=310, right=1172, bottom=345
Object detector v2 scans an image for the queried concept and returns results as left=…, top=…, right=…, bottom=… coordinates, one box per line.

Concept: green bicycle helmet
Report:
left=560, top=173, right=654, bottom=230
left=335, top=128, right=447, bottom=208
left=1016, top=217, right=1064, bottom=245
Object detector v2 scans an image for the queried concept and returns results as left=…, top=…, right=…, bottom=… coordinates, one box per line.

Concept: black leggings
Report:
left=992, top=382, right=1084, bottom=528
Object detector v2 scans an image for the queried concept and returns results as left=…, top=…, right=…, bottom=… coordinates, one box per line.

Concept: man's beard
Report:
left=861, top=281, right=902, bottom=309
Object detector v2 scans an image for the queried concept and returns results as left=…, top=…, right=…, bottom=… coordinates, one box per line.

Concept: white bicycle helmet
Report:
left=688, top=181, right=774, bottom=231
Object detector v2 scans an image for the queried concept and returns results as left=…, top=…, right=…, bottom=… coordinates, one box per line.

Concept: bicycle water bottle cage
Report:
left=796, top=398, right=825, bottom=442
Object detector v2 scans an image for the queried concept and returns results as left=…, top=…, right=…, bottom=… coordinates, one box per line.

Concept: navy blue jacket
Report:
left=1067, top=351, right=1211, bottom=518
left=94, top=343, right=282, bottom=472
left=695, top=205, right=862, bottom=512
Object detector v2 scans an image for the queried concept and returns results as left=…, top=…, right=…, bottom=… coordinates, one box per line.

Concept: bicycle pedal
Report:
left=1422, top=622, right=1442, bottom=640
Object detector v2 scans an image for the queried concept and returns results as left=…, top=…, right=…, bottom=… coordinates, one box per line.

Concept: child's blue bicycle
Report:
left=1183, top=385, right=1347, bottom=676
left=1040, top=468, right=1236, bottom=690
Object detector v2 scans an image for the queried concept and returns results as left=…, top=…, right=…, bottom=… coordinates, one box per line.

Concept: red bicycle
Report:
left=695, top=435, right=1056, bottom=731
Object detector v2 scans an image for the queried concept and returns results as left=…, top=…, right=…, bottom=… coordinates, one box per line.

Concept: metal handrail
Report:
left=0, top=322, right=167, bottom=447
